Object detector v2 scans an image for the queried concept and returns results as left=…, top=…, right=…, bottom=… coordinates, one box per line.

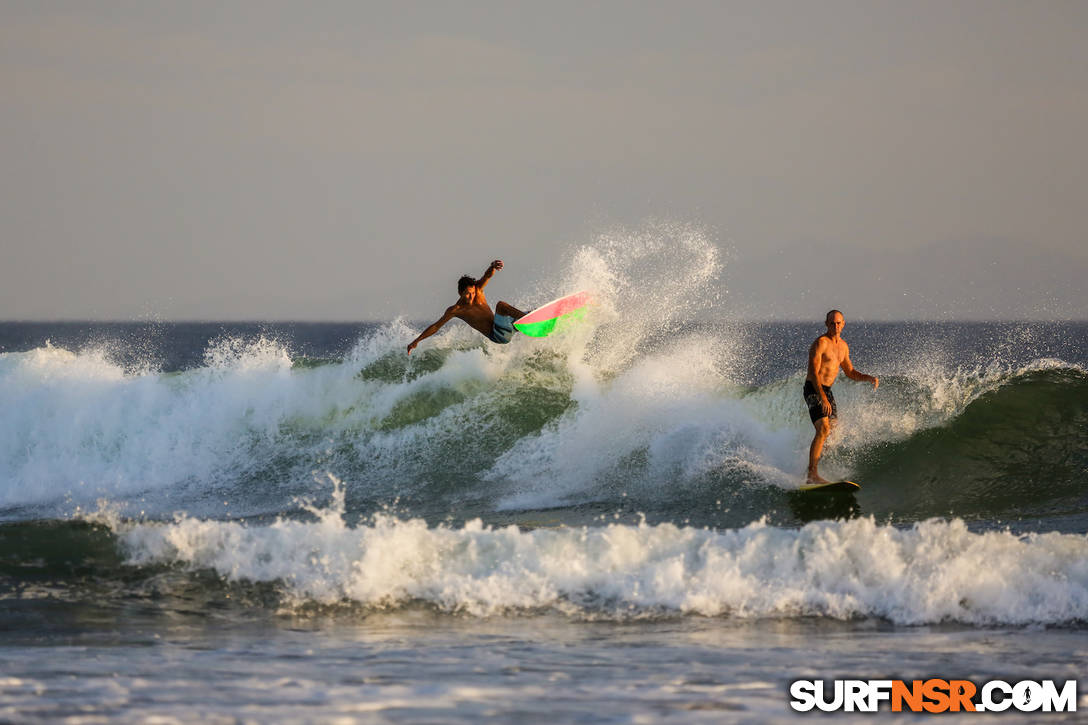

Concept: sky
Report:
left=2, top=0, right=1086, bottom=321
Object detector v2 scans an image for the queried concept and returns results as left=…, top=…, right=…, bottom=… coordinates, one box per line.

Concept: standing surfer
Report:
left=804, top=310, right=879, bottom=483
left=407, top=260, right=527, bottom=354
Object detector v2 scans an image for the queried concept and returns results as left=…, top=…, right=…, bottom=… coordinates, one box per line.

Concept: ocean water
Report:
left=2, top=230, right=1087, bottom=722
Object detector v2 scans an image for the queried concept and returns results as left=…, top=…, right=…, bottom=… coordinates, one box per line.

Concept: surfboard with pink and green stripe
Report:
left=513, top=291, right=593, bottom=337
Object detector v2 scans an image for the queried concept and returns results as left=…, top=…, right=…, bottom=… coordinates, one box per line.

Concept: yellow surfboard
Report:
left=798, top=480, right=860, bottom=493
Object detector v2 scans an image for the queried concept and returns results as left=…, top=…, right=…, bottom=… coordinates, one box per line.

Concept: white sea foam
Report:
left=0, top=337, right=366, bottom=509
left=114, top=488, right=1088, bottom=625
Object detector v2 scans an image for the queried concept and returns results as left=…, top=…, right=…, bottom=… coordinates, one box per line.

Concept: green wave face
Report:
left=852, top=368, right=1088, bottom=521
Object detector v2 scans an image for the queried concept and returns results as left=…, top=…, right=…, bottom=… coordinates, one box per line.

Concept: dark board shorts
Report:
left=803, top=380, right=837, bottom=423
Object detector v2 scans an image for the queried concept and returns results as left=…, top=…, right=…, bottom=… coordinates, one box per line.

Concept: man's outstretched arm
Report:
left=841, top=350, right=879, bottom=388
left=476, top=260, right=503, bottom=289
left=407, top=307, right=456, bottom=354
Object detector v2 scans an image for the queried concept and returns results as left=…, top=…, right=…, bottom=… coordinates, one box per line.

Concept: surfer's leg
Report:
left=807, top=417, right=831, bottom=483
left=496, top=301, right=526, bottom=320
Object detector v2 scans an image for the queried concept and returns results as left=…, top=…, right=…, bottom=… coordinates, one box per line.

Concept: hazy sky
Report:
left=3, top=0, right=1086, bottom=320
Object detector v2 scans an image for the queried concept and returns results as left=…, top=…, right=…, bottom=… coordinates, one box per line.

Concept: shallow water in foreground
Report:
left=3, top=610, right=1087, bottom=724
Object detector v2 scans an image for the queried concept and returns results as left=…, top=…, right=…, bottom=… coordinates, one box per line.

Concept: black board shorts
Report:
left=803, top=380, right=837, bottom=423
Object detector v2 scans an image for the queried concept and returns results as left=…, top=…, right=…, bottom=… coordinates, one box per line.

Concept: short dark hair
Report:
left=458, top=275, right=476, bottom=294
left=826, top=309, right=843, bottom=321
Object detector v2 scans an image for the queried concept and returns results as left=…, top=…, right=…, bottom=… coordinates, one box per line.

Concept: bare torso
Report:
left=448, top=290, right=495, bottom=337
left=808, top=335, right=849, bottom=387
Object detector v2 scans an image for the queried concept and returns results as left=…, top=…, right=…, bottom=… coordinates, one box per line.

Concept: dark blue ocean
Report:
left=1, top=311, right=1086, bottom=719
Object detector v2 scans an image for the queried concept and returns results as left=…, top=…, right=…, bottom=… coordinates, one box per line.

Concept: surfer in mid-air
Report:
left=407, top=260, right=526, bottom=354
left=804, top=310, right=879, bottom=484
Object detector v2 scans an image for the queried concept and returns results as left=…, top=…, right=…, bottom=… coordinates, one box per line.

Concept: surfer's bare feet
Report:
left=806, top=474, right=830, bottom=485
